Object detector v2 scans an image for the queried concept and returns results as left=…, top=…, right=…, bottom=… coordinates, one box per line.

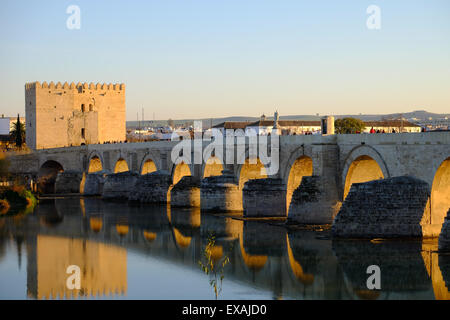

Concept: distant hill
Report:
left=126, top=110, right=449, bottom=128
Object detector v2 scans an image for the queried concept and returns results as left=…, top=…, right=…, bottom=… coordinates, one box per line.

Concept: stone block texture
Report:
left=55, top=171, right=83, bottom=194
left=83, top=171, right=108, bottom=196
left=102, top=171, right=139, bottom=201
left=243, top=178, right=286, bottom=217
left=438, top=209, right=450, bottom=251
left=170, top=176, right=201, bottom=207
left=128, top=170, right=172, bottom=204
left=332, top=176, right=431, bottom=238
left=288, top=175, right=342, bottom=224
left=200, top=173, right=242, bottom=212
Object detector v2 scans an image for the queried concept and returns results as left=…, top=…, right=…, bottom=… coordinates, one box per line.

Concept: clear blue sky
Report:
left=1, top=0, right=449, bottom=120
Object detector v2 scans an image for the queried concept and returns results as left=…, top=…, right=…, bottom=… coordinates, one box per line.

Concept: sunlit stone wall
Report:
left=170, top=176, right=201, bottom=207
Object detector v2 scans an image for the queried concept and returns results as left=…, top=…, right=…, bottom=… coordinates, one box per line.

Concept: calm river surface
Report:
left=0, top=197, right=449, bottom=300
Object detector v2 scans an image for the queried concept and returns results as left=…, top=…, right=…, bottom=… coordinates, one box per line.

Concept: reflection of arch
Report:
left=90, top=217, right=103, bottom=233
left=238, top=158, right=268, bottom=189
left=114, top=158, right=129, bottom=173
left=354, top=290, right=381, bottom=300
left=88, top=156, right=103, bottom=173
left=172, top=162, right=191, bottom=185
left=286, top=156, right=313, bottom=209
left=172, top=227, right=191, bottom=249
left=38, top=160, right=64, bottom=194
left=116, top=224, right=129, bottom=236
left=431, top=157, right=450, bottom=227
left=342, top=146, right=389, bottom=199
left=140, top=159, right=157, bottom=175
left=286, top=235, right=314, bottom=285
left=239, top=235, right=267, bottom=272
left=203, top=156, right=224, bottom=178
left=143, top=230, right=157, bottom=242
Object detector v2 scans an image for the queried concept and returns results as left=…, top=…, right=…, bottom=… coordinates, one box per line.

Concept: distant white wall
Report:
left=0, top=118, right=10, bottom=135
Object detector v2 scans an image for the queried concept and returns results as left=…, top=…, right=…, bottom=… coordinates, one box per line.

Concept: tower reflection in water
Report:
left=1, top=197, right=450, bottom=300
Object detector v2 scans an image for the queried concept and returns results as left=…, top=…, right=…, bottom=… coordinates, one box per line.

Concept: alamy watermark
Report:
left=366, top=5, right=381, bottom=30
left=66, top=5, right=81, bottom=30
left=366, top=265, right=381, bottom=290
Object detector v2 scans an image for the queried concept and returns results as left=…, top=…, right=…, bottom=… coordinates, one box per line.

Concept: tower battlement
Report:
left=25, top=81, right=125, bottom=91
left=25, top=81, right=126, bottom=150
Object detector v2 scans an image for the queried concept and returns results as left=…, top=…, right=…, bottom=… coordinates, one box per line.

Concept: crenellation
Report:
left=25, top=81, right=126, bottom=149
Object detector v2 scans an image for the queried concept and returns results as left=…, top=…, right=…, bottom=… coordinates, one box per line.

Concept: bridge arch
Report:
left=285, top=155, right=314, bottom=209
left=236, top=157, right=268, bottom=189
left=114, top=158, right=129, bottom=173
left=431, top=157, right=450, bottom=228
left=87, top=152, right=103, bottom=173
left=342, top=145, right=389, bottom=200
left=140, top=154, right=158, bottom=175
left=202, top=156, right=224, bottom=178
left=38, top=160, right=64, bottom=194
left=171, top=161, right=192, bottom=185
left=239, top=235, right=267, bottom=273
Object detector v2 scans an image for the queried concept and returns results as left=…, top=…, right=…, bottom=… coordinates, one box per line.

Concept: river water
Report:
left=0, top=197, right=449, bottom=300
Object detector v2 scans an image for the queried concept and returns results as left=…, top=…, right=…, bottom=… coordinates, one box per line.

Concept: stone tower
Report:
left=25, top=81, right=126, bottom=149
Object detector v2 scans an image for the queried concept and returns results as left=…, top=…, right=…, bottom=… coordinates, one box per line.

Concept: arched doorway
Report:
left=88, top=156, right=102, bottom=173
left=343, top=155, right=384, bottom=199
left=286, top=156, right=313, bottom=209
left=38, top=160, right=64, bottom=194
left=238, top=158, right=267, bottom=189
left=114, top=158, right=129, bottom=173
left=431, top=157, right=450, bottom=228
left=203, top=156, right=223, bottom=178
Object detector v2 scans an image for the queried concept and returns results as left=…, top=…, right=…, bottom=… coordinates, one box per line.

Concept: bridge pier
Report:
left=102, top=171, right=139, bottom=201
left=332, top=176, right=432, bottom=238
left=243, top=178, right=286, bottom=217
left=438, top=209, right=450, bottom=251
left=200, top=169, right=242, bottom=212
left=128, top=170, right=172, bottom=204
left=288, top=176, right=341, bottom=224
left=83, top=171, right=109, bottom=196
left=170, top=176, right=201, bottom=207
left=55, top=171, right=84, bottom=194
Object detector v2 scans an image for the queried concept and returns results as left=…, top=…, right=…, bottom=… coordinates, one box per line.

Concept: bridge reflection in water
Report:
left=1, top=198, right=450, bottom=300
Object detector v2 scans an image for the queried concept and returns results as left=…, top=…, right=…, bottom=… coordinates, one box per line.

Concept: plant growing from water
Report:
left=198, top=233, right=230, bottom=299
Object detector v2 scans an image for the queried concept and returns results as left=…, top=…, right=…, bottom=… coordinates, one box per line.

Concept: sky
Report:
left=1, top=0, right=449, bottom=120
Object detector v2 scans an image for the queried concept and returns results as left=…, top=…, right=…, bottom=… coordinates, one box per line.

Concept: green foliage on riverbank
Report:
left=0, top=185, right=37, bottom=216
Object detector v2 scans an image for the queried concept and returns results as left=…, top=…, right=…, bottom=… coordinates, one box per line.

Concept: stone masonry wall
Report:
left=55, top=171, right=83, bottom=194
left=288, top=176, right=342, bottom=224
left=102, top=171, right=139, bottom=201
left=200, top=171, right=242, bottom=212
left=128, top=170, right=172, bottom=204
left=332, top=176, right=431, bottom=239
left=83, top=171, right=109, bottom=196
left=438, top=209, right=450, bottom=251
left=170, top=176, right=201, bottom=207
left=243, top=178, right=286, bottom=217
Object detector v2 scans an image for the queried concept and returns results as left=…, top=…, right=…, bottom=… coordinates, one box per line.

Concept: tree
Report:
left=10, top=114, right=25, bottom=148
left=167, top=118, right=175, bottom=128
left=335, top=117, right=366, bottom=134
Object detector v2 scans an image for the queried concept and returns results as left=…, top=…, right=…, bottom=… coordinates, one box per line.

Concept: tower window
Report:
left=81, top=128, right=85, bottom=139
left=89, top=104, right=93, bottom=111
left=81, top=104, right=85, bottom=112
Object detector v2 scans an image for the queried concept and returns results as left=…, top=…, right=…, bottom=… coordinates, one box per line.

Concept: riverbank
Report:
left=0, top=185, right=37, bottom=216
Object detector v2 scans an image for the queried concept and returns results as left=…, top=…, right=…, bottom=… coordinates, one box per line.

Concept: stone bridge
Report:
left=8, top=132, right=450, bottom=237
